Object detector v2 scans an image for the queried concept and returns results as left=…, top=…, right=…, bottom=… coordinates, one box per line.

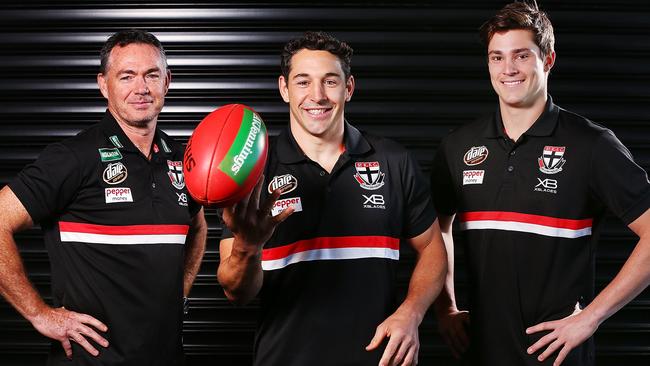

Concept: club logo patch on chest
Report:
left=103, top=162, right=128, bottom=185
left=268, top=174, right=298, bottom=195
left=353, top=161, right=386, bottom=190
left=538, top=146, right=566, bottom=174
left=167, top=160, right=185, bottom=189
left=463, top=146, right=489, bottom=166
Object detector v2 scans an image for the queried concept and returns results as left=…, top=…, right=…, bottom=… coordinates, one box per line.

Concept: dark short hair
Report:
left=281, top=31, right=353, bottom=80
left=479, top=1, right=555, bottom=57
left=99, top=29, right=167, bottom=74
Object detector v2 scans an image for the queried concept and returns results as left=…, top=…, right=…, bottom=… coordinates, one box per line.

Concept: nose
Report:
left=134, top=76, right=149, bottom=94
left=503, top=57, right=518, bottom=76
left=310, top=82, right=326, bottom=102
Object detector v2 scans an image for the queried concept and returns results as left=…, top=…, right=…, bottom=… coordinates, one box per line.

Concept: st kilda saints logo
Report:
left=354, top=161, right=385, bottom=190
left=463, top=146, right=489, bottom=166
left=167, top=160, right=185, bottom=189
left=103, top=162, right=128, bottom=185
left=538, top=146, right=566, bottom=174
left=268, top=174, right=298, bottom=195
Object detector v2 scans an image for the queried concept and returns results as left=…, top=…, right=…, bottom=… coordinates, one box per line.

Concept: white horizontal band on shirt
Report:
left=261, top=247, right=399, bottom=271
left=60, top=232, right=187, bottom=245
left=460, top=220, right=592, bottom=239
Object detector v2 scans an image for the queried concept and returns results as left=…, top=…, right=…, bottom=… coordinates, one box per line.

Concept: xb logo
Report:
left=363, top=194, right=385, bottom=205
left=536, top=178, right=557, bottom=189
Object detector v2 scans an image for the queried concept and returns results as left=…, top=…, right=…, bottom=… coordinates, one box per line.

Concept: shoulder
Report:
left=359, top=129, right=410, bottom=158
left=557, top=107, right=612, bottom=140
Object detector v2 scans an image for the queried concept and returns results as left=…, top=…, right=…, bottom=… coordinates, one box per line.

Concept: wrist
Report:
left=230, top=241, right=262, bottom=261
left=397, top=301, right=426, bottom=325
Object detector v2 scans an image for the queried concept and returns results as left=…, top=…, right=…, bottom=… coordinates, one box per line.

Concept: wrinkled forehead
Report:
left=106, top=43, right=167, bottom=73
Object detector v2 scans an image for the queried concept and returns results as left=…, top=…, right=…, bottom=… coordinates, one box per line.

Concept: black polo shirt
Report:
left=10, top=111, right=200, bottom=365
left=431, top=97, right=650, bottom=366
left=236, top=122, right=435, bottom=366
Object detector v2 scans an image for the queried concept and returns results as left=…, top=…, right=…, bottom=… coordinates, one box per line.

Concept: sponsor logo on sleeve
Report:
left=353, top=161, right=386, bottom=190
left=463, top=146, right=489, bottom=166
left=167, top=160, right=185, bottom=189
left=462, top=170, right=485, bottom=185
left=103, top=162, right=128, bottom=185
left=538, top=146, right=566, bottom=174
left=105, top=187, right=133, bottom=203
left=362, top=194, right=386, bottom=209
left=271, top=197, right=302, bottom=217
left=98, top=148, right=123, bottom=162
left=268, top=174, right=298, bottom=195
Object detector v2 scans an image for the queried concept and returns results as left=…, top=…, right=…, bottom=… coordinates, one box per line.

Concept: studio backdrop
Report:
left=0, top=1, right=648, bottom=365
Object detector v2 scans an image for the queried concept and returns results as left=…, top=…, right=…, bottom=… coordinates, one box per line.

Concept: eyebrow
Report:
left=118, top=67, right=161, bottom=75
left=488, top=48, right=533, bottom=55
left=292, top=72, right=342, bottom=79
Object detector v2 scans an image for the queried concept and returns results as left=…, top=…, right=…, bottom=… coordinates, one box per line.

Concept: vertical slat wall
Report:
left=0, top=1, right=648, bottom=365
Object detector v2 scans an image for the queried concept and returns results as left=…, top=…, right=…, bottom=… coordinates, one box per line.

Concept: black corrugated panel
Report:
left=0, top=1, right=648, bottom=365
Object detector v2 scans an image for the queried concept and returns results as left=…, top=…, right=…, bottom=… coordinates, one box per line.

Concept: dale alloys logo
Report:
left=463, top=146, right=489, bottom=166
left=103, top=162, right=128, bottom=185
left=268, top=174, right=298, bottom=195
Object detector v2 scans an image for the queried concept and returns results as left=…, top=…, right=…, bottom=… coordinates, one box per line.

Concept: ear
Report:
left=543, top=51, right=556, bottom=72
left=345, top=75, right=355, bottom=102
left=163, top=69, right=172, bottom=95
left=97, top=73, right=109, bottom=100
left=278, top=75, right=290, bottom=103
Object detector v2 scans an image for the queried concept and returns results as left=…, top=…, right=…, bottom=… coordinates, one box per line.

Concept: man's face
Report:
left=97, top=43, right=170, bottom=128
left=278, top=49, right=354, bottom=138
left=487, top=29, right=554, bottom=108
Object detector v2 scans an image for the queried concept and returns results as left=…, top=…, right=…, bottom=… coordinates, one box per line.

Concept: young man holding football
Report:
left=218, top=31, right=448, bottom=366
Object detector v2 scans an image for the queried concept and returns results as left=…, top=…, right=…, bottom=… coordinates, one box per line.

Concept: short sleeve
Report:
left=8, top=143, right=83, bottom=224
left=589, top=130, right=650, bottom=225
left=401, top=150, right=437, bottom=239
left=430, top=138, right=458, bottom=216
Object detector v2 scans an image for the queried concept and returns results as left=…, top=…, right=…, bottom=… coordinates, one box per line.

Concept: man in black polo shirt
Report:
left=431, top=2, right=650, bottom=366
left=0, top=30, right=207, bottom=365
left=217, top=31, right=448, bottom=366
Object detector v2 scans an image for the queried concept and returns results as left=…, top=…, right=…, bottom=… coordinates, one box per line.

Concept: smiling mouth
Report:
left=303, top=107, right=332, bottom=116
left=502, top=80, right=524, bottom=86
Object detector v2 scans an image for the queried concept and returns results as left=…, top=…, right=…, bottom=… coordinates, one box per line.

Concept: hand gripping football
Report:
left=183, top=104, right=268, bottom=207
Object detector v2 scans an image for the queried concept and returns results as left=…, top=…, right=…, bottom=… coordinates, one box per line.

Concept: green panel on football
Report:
left=217, top=108, right=266, bottom=185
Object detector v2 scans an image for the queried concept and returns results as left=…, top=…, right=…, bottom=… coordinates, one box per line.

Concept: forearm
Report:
left=582, top=235, right=650, bottom=325
left=183, top=217, right=207, bottom=297
left=433, top=214, right=458, bottom=315
left=399, top=239, right=448, bottom=323
left=0, top=232, right=48, bottom=322
left=217, top=239, right=264, bottom=305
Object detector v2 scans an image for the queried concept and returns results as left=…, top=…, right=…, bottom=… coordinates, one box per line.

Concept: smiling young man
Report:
left=217, top=31, right=448, bottom=366
left=0, top=30, right=207, bottom=365
left=430, top=2, right=650, bottom=366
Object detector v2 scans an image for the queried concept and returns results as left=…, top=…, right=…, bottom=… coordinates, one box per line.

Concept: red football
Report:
left=183, top=104, right=268, bottom=207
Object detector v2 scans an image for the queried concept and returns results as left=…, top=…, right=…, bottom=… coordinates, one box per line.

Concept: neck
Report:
left=290, top=119, right=345, bottom=173
left=499, top=94, right=547, bottom=142
left=112, top=114, right=157, bottom=159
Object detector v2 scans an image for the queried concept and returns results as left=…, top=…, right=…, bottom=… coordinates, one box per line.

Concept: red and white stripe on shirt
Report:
left=261, top=236, right=400, bottom=271
left=59, top=221, right=189, bottom=245
left=458, top=211, right=592, bottom=239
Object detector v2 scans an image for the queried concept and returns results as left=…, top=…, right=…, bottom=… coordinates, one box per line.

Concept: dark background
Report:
left=0, top=1, right=648, bottom=365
